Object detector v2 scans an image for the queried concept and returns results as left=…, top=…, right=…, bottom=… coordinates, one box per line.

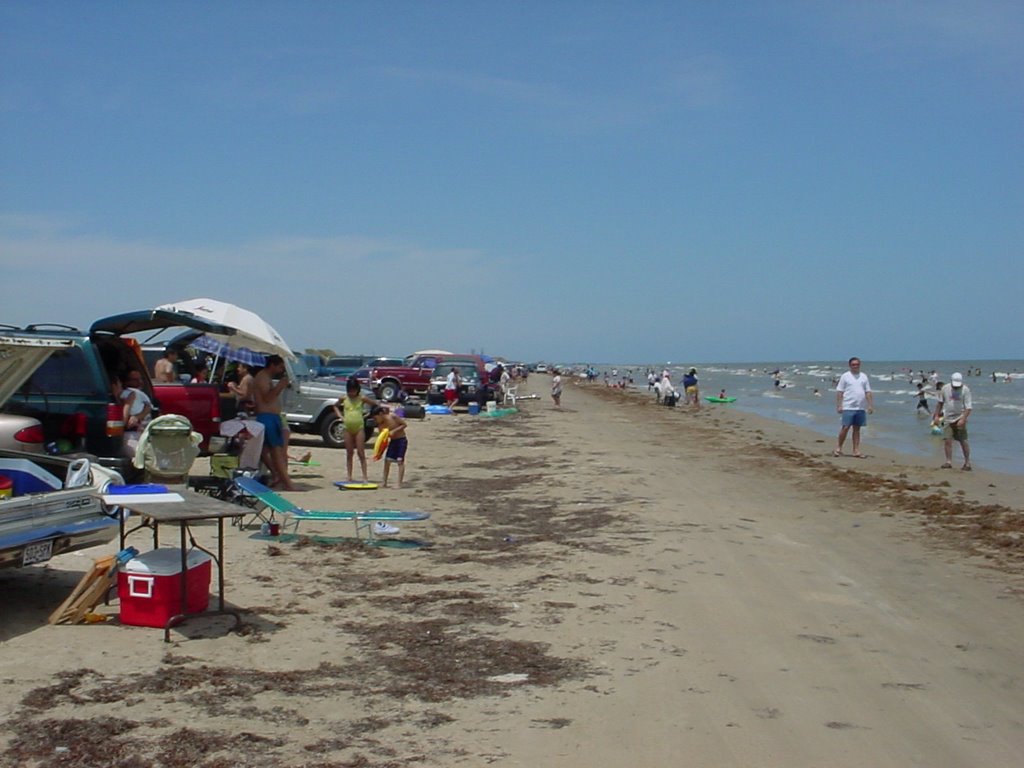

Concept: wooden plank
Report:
left=63, top=570, right=117, bottom=625
left=48, top=556, right=116, bottom=625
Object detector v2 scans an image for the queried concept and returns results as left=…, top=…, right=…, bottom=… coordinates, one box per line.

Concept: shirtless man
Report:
left=153, top=348, right=179, bottom=383
left=253, top=355, right=294, bottom=490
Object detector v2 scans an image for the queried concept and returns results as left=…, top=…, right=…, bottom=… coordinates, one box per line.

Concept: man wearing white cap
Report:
left=934, top=372, right=972, bottom=470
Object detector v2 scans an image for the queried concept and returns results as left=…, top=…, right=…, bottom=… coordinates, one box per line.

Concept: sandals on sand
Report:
left=832, top=449, right=843, bottom=457
left=962, top=464, right=973, bottom=471
left=940, top=462, right=953, bottom=469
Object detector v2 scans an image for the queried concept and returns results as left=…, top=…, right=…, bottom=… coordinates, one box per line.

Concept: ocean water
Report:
left=587, top=360, right=1024, bottom=476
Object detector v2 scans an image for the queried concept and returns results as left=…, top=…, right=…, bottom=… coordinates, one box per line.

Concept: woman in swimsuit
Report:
left=332, top=376, right=379, bottom=482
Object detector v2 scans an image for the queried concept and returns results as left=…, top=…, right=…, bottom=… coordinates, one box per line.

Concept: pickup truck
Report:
left=371, top=354, right=489, bottom=401
left=0, top=335, right=122, bottom=568
left=0, top=309, right=232, bottom=478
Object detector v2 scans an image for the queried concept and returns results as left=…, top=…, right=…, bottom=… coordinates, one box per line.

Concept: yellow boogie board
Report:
left=373, top=428, right=391, bottom=461
left=335, top=481, right=379, bottom=490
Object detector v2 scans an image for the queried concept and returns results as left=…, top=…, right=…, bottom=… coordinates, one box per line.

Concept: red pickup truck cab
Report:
left=371, top=354, right=489, bottom=401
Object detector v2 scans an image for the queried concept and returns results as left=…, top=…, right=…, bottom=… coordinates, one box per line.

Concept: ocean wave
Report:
left=993, top=404, right=1024, bottom=415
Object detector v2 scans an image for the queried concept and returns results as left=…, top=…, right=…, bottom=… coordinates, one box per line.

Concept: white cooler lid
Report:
left=122, top=547, right=210, bottom=576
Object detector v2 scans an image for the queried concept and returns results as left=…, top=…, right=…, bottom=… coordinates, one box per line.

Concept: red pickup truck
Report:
left=371, top=354, right=489, bottom=401
left=151, top=383, right=221, bottom=451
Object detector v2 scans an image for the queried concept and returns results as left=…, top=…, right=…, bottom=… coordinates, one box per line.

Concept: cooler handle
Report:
left=128, top=575, right=154, bottom=598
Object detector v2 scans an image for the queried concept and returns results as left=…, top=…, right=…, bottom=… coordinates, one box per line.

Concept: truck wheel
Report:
left=320, top=415, right=345, bottom=448
left=379, top=380, right=401, bottom=402
left=426, top=392, right=444, bottom=405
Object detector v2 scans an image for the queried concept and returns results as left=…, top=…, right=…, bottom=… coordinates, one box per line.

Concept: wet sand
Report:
left=2, top=375, right=1023, bottom=767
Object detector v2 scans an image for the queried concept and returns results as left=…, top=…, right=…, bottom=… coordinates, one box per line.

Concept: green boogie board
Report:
left=705, top=396, right=737, bottom=403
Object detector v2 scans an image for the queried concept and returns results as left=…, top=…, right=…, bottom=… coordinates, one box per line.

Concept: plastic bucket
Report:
left=0, top=474, right=11, bottom=499
left=486, top=401, right=497, bottom=414
left=468, top=402, right=480, bottom=415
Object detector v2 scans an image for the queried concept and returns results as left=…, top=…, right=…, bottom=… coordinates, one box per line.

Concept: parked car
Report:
left=0, top=309, right=231, bottom=478
left=426, top=362, right=488, bottom=406
left=319, top=355, right=371, bottom=380
left=299, top=353, right=324, bottom=375
left=0, top=333, right=123, bottom=568
left=0, top=413, right=45, bottom=453
left=371, top=353, right=489, bottom=402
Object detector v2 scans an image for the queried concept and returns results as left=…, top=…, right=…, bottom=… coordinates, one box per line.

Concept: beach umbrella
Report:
left=156, top=298, right=294, bottom=360
left=189, top=335, right=267, bottom=367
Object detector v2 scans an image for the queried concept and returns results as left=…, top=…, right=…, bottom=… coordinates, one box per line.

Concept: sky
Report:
left=1, top=1, right=1021, bottom=365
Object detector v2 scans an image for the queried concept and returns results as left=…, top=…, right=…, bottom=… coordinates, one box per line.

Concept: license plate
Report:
left=22, top=539, right=54, bottom=566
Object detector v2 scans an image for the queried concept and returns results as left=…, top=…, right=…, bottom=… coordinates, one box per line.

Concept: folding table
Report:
left=115, top=491, right=243, bottom=642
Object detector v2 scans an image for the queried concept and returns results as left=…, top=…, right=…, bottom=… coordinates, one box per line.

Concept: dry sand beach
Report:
left=2, top=375, right=1024, bottom=767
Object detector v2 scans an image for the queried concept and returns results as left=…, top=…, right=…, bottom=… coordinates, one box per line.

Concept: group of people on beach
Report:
left=834, top=356, right=973, bottom=470
left=188, top=353, right=563, bottom=494
left=648, top=368, right=703, bottom=409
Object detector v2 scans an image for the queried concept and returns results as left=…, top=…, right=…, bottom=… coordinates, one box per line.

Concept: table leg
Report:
left=164, top=524, right=189, bottom=642
left=163, top=520, right=240, bottom=642
left=217, top=517, right=225, bottom=611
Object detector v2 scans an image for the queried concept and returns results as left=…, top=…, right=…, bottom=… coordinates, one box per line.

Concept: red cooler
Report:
left=119, top=548, right=212, bottom=628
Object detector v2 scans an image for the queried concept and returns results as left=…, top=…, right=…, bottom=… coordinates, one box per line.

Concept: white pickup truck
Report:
left=0, top=335, right=122, bottom=568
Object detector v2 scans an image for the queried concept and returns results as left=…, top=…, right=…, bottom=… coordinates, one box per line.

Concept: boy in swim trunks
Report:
left=371, top=405, right=409, bottom=488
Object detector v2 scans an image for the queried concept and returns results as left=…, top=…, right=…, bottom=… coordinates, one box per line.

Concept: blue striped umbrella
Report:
left=190, top=334, right=267, bottom=366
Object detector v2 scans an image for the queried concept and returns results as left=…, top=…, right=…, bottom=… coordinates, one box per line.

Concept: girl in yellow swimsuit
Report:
left=332, top=376, right=379, bottom=482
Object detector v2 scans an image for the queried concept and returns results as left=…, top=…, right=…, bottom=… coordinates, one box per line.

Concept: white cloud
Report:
left=0, top=214, right=516, bottom=354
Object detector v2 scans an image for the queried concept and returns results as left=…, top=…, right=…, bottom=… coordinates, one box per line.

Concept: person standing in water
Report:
left=682, top=368, right=700, bottom=409
left=914, top=382, right=931, bottom=414
left=934, top=372, right=972, bottom=471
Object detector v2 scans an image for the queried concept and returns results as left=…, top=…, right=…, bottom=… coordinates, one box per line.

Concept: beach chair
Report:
left=233, top=476, right=429, bottom=540
left=134, top=414, right=202, bottom=484
left=502, top=384, right=519, bottom=406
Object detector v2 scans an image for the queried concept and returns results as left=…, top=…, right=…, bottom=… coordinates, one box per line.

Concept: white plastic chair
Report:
left=503, top=385, right=518, bottom=406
